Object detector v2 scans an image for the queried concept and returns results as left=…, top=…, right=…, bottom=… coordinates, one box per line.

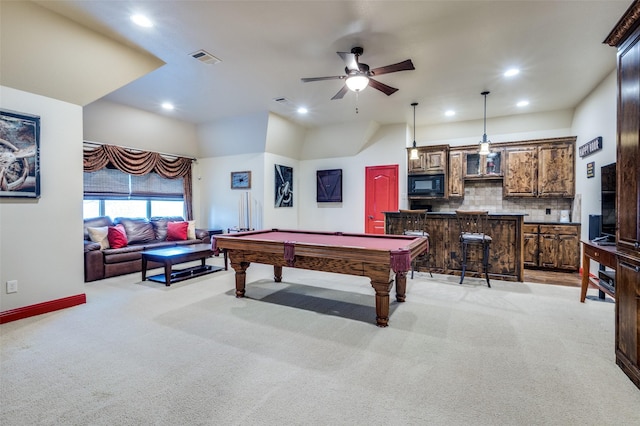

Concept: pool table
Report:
left=212, top=229, right=429, bottom=327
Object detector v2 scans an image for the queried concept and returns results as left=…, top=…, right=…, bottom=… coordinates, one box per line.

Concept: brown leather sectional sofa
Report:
left=83, top=216, right=210, bottom=282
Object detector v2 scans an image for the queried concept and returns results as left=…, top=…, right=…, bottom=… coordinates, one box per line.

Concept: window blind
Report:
left=84, top=169, right=183, bottom=199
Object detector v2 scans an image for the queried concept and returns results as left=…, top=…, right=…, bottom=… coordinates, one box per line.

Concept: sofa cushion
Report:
left=87, top=226, right=110, bottom=250
left=187, top=220, right=196, bottom=240
left=167, top=221, right=188, bottom=241
left=84, top=216, right=114, bottom=240
left=114, top=218, right=156, bottom=245
left=107, top=224, right=128, bottom=249
left=151, top=218, right=169, bottom=241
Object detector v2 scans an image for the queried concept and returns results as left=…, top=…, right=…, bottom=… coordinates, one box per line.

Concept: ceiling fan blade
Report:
left=331, top=85, right=349, bottom=100
left=368, top=78, right=398, bottom=96
left=337, top=51, right=359, bottom=71
left=370, top=59, right=415, bottom=76
left=301, top=75, right=346, bottom=83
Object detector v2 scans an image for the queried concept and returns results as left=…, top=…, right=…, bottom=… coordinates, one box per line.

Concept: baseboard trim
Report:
left=0, top=294, right=87, bottom=324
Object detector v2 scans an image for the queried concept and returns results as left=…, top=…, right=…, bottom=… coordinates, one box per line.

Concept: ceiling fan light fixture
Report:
left=345, top=74, right=369, bottom=92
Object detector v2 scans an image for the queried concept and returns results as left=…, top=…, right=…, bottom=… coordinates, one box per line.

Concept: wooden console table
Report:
left=580, top=240, right=617, bottom=303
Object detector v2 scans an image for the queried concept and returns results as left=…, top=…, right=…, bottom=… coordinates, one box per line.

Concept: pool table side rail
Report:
left=213, top=230, right=427, bottom=267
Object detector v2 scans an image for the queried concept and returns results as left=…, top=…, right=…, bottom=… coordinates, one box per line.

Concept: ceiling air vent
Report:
left=189, top=49, right=221, bottom=65
left=273, top=97, right=292, bottom=105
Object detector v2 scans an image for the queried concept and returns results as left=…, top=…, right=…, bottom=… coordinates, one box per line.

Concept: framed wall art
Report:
left=316, top=169, right=342, bottom=202
left=0, top=109, right=41, bottom=198
left=231, top=170, right=251, bottom=189
left=274, top=164, right=293, bottom=207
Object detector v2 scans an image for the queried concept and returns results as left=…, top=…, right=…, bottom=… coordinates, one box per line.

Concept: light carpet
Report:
left=1, top=258, right=639, bottom=425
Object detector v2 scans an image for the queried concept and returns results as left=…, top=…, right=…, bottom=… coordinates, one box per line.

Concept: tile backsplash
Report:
left=427, top=180, right=574, bottom=222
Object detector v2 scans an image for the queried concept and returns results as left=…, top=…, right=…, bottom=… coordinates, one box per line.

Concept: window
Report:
left=83, top=169, right=185, bottom=220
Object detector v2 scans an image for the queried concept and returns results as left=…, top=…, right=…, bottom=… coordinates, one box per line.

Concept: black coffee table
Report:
left=141, top=244, right=223, bottom=286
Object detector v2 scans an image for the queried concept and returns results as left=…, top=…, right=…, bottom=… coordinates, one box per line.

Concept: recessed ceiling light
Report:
left=517, top=100, right=529, bottom=107
left=131, top=14, right=153, bottom=28
left=445, top=110, right=456, bottom=117
left=161, top=102, right=174, bottom=110
left=297, top=107, right=308, bottom=114
left=504, top=68, right=520, bottom=77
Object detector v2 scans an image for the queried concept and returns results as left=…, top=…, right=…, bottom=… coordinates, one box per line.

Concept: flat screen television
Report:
left=601, top=162, right=616, bottom=239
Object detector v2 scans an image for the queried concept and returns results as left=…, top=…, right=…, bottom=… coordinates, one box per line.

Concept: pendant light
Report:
left=409, top=102, right=419, bottom=160
left=479, top=91, right=491, bottom=155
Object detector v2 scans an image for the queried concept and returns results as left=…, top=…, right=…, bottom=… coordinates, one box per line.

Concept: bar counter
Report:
left=385, top=211, right=525, bottom=282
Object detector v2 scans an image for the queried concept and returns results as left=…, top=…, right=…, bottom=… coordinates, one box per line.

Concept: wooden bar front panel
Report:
left=385, top=212, right=524, bottom=282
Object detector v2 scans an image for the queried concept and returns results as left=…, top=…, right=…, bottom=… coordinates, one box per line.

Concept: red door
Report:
left=365, top=165, right=398, bottom=234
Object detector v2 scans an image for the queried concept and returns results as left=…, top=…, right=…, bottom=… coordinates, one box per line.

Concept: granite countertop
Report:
left=425, top=211, right=528, bottom=216
left=525, top=221, right=581, bottom=225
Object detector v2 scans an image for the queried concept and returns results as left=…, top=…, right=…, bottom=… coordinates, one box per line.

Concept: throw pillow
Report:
left=187, top=220, right=196, bottom=240
left=116, top=218, right=155, bottom=245
left=107, top=224, right=128, bottom=249
left=167, top=221, right=188, bottom=241
left=87, top=226, right=110, bottom=250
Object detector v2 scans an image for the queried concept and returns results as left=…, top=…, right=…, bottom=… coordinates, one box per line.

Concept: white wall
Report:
left=197, top=153, right=265, bottom=231
left=198, top=111, right=269, bottom=158
left=298, top=124, right=406, bottom=232
left=0, top=86, right=84, bottom=312
left=84, top=100, right=199, bottom=158
left=571, top=70, right=617, bottom=242
left=416, top=109, right=574, bottom=148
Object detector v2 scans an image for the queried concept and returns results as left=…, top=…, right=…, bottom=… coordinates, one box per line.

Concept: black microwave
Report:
left=408, top=174, right=445, bottom=196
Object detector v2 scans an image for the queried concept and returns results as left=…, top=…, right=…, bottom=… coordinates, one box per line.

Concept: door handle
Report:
left=368, top=215, right=374, bottom=219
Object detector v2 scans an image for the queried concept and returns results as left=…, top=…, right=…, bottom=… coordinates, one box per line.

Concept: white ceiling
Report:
left=37, top=0, right=630, bottom=128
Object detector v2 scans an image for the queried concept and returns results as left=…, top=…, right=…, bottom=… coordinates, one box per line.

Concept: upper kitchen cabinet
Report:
left=465, top=148, right=503, bottom=178
left=448, top=149, right=465, bottom=199
left=503, top=137, right=576, bottom=198
left=503, top=146, right=537, bottom=196
left=538, top=142, right=575, bottom=197
left=408, top=145, right=448, bottom=174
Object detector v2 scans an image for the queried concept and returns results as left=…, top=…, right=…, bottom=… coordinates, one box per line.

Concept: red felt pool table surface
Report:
left=213, top=229, right=429, bottom=327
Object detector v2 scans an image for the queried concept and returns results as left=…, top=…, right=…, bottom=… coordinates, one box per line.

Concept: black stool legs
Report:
left=459, top=240, right=491, bottom=288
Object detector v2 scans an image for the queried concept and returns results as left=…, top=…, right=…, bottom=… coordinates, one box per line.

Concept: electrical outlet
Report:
left=545, top=208, right=551, bottom=215
left=6, top=280, right=18, bottom=294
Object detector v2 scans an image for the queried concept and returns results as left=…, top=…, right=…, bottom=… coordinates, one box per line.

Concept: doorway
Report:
left=364, top=165, right=398, bottom=234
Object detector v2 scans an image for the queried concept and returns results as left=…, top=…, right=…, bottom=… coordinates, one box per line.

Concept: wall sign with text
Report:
left=579, top=136, right=602, bottom=158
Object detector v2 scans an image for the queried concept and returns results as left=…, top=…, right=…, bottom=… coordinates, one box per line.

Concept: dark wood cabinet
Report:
left=605, top=0, right=640, bottom=390
left=448, top=150, right=464, bottom=199
left=503, top=139, right=575, bottom=198
left=407, top=145, right=448, bottom=174
left=465, top=149, right=503, bottom=177
left=523, top=224, right=539, bottom=267
left=538, top=143, right=575, bottom=197
left=538, top=225, right=580, bottom=271
left=522, top=224, right=580, bottom=271
left=503, top=146, right=538, bottom=196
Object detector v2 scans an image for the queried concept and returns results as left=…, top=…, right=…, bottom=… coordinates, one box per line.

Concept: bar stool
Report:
left=456, top=210, right=491, bottom=287
left=399, top=209, right=432, bottom=278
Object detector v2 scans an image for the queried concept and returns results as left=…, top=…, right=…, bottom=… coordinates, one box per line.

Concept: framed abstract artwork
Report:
left=316, top=169, right=342, bottom=202
left=0, top=109, right=41, bottom=198
left=274, top=164, right=293, bottom=207
left=230, top=171, right=251, bottom=189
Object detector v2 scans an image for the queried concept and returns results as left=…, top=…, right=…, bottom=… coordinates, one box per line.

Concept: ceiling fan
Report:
left=301, top=47, right=415, bottom=100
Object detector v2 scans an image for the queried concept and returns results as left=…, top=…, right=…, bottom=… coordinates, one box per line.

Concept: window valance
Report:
left=83, top=143, right=191, bottom=178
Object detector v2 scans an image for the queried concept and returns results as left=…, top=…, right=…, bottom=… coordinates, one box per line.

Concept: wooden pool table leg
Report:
left=395, top=272, right=407, bottom=302
left=273, top=265, right=282, bottom=282
left=230, top=260, right=250, bottom=298
left=370, top=279, right=394, bottom=327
